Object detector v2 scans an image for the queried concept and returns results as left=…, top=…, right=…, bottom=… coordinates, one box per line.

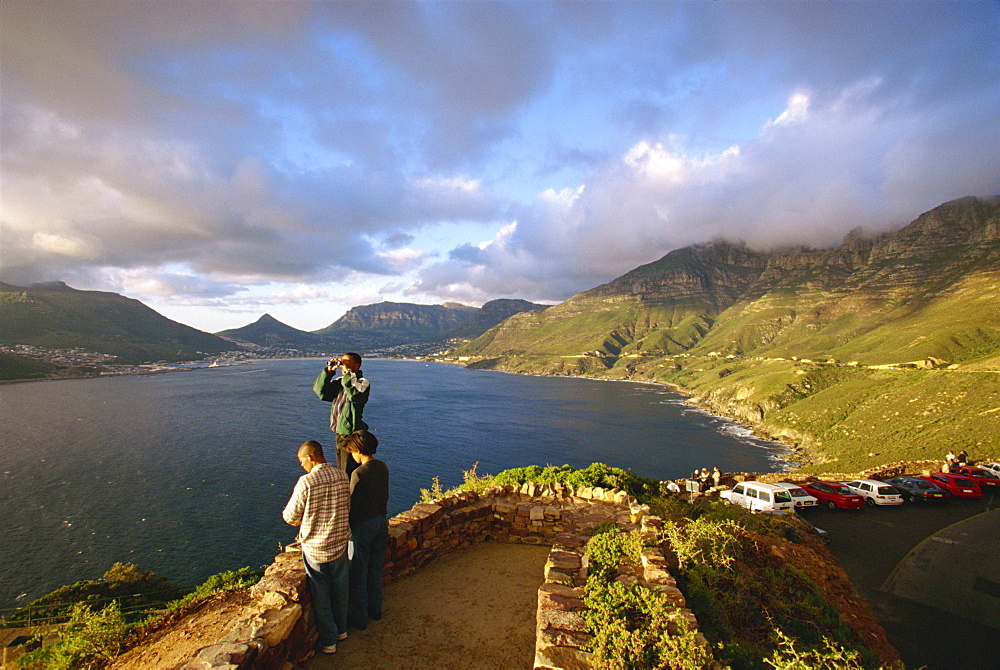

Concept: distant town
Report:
left=0, top=338, right=465, bottom=381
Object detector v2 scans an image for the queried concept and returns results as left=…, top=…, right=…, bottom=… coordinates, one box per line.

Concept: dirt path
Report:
left=310, top=541, right=551, bottom=670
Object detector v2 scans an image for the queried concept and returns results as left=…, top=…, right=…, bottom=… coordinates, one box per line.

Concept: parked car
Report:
left=978, top=462, right=1000, bottom=477
left=952, top=466, right=1000, bottom=489
left=888, top=476, right=951, bottom=503
left=801, top=481, right=866, bottom=509
left=772, top=482, right=819, bottom=508
left=844, top=479, right=905, bottom=506
left=719, top=481, right=797, bottom=512
left=923, top=472, right=983, bottom=499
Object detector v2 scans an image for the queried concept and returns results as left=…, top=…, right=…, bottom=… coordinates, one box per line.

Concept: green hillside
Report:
left=0, top=282, right=233, bottom=364
left=448, top=197, right=1000, bottom=470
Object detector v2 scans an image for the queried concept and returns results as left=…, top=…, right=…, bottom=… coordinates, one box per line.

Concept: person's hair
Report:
left=298, top=440, right=325, bottom=459
left=344, top=430, right=378, bottom=456
left=343, top=352, right=362, bottom=366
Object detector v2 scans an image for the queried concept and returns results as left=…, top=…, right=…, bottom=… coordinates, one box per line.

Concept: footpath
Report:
left=309, top=541, right=550, bottom=669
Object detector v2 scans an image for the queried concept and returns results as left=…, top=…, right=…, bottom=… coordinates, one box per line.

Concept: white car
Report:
left=979, top=462, right=1000, bottom=477
left=719, top=481, right=797, bottom=512
left=844, top=479, right=904, bottom=506
left=772, top=482, right=819, bottom=509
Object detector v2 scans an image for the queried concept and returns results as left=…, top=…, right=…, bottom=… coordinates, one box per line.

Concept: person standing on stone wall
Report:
left=314, top=353, right=370, bottom=476
left=282, top=440, right=351, bottom=655
left=344, top=430, right=389, bottom=631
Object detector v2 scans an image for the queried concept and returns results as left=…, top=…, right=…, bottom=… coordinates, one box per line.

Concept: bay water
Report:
left=0, top=358, right=786, bottom=610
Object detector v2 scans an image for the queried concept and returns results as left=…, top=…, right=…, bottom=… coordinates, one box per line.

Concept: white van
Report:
left=719, top=481, right=796, bottom=512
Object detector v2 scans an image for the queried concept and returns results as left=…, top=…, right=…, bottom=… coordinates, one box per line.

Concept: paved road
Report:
left=798, top=490, right=998, bottom=670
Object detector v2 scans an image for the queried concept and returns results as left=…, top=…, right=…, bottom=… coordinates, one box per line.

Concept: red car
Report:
left=952, top=466, right=1000, bottom=489
left=802, top=481, right=866, bottom=509
left=923, top=472, right=983, bottom=498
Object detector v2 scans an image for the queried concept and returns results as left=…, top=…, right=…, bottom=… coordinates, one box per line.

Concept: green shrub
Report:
left=663, top=516, right=743, bottom=572
left=585, top=525, right=645, bottom=582
left=158, top=567, right=261, bottom=615
left=582, top=527, right=712, bottom=669
left=659, top=507, right=875, bottom=670
left=419, top=475, right=445, bottom=502
left=764, top=627, right=864, bottom=669
left=17, top=602, right=126, bottom=670
left=584, top=580, right=712, bottom=670
left=421, top=461, right=661, bottom=503
left=6, top=563, right=185, bottom=626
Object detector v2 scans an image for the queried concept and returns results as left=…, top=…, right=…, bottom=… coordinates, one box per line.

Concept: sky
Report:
left=2, top=1, right=998, bottom=334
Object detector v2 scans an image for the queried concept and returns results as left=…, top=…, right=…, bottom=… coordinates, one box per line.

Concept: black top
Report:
left=349, top=459, right=389, bottom=526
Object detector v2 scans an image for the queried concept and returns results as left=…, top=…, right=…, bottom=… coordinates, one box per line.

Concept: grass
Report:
left=9, top=565, right=261, bottom=670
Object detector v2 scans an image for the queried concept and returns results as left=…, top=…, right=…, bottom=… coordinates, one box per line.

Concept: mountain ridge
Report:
left=448, top=196, right=1000, bottom=471
left=0, top=282, right=234, bottom=364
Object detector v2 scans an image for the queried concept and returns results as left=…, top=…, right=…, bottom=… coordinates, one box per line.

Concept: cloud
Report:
left=1, top=0, right=997, bottom=332
left=415, top=76, right=1000, bottom=302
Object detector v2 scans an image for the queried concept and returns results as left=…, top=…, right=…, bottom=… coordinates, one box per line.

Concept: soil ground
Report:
left=311, top=542, right=551, bottom=669
left=109, top=541, right=550, bottom=669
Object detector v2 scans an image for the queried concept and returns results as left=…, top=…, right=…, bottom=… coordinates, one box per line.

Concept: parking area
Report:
left=793, top=490, right=998, bottom=670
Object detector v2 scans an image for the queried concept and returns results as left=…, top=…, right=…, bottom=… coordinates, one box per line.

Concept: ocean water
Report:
left=0, top=358, right=786, bottom=609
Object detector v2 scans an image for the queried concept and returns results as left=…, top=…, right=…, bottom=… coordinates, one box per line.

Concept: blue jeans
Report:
left=303, top=549, right=350, bottom=647
left=349, top=515, right=387, bottom=626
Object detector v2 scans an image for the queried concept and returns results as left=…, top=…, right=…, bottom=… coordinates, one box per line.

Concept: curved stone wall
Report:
left=168, top=483, right=696, bottom=669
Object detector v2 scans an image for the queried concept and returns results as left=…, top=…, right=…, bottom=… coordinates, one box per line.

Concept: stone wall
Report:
left=167, top=483, right=697, bottom=669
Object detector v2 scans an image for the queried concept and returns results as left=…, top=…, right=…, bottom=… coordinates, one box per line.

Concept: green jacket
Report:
left=313, top=368, right=370, bottom=436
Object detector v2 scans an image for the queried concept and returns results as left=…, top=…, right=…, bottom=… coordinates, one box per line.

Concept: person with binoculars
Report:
left=313, top=352, right=371, bottom=475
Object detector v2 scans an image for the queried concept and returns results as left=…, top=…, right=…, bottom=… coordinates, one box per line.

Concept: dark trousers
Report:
left=349, top=515, right=388, bottom=627
left=303, top=549, right=350, bottom=647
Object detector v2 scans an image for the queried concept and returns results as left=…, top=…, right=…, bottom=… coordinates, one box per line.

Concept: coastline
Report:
left=439, top=359, right=806, bottom=471
left=5, top=353, right=817, bottom=469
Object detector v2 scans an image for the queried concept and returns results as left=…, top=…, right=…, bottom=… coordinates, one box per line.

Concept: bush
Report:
left=658, top=502, right=875, bottom=669
left=6, top=563, right=185, bottom=627
left=582, top=527, right=713, bottom=669
left=764, top=627, right=864, bottom=670
left=158, top=567, right=261, bottom=615
left=17, top=602, right=126, bottom=670
left=422, top=461, right=661, bottom=503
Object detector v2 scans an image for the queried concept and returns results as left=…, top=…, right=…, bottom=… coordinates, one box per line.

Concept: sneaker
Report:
left=338, top=632, right=349, bottom=641
left=321, top=644, right=337, bottom=654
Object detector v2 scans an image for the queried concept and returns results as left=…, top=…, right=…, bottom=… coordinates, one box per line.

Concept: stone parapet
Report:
left=532, top=504, right=706, bottom=669
left=158, top=482, right=699, bottom=669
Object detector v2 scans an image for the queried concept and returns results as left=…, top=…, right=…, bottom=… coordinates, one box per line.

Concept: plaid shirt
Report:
left=282, top=462, right=351, bottom=563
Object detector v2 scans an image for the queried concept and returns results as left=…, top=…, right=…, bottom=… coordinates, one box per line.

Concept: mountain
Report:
left=216, top=313, right=323, bottom=350
left=450, top=196, right=1000, bottom=472
left=0, top=281, right=233, bottom=364
left=313, top=299, right=547, bottom=350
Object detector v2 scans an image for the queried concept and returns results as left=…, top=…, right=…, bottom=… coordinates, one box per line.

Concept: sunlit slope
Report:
left=450, top=196, right=1000, bottom=467
left=458, top=240, right=768, bottom=370
left=456, top=197, right=1000, bottom=370
left=693, top=270, right=1000, bottom=367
